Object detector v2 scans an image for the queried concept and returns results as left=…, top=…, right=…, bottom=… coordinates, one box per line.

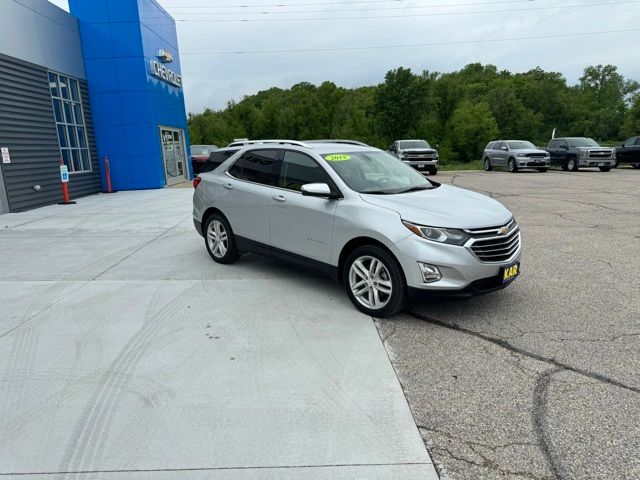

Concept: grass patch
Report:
left=438, top=160, right=484, bottom=171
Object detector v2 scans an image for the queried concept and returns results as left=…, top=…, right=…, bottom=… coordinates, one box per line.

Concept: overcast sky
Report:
left=49, top=0, right=640, bottom=114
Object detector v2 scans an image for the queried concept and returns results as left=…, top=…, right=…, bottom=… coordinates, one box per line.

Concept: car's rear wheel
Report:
left=344, top=246, right=406, bottom=317
left=508, top=158, right=518, bottom=173
left=429, top=168, right=438, bottom=176
left=599, top=166, right=612, bottom=172
left=204, top=214, right=240, bottom=264
left=538, top=168, right=548, bottom=173
left=484, top=158, right=492, bottom=171
left=568, top=157, right=578, bottom=172
left=633, top=164, right=640, bottom=169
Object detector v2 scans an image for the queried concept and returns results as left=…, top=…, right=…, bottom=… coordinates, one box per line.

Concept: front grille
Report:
left=466, top=220, right=520, bottom=263
left=589, top=151, right=613, bottom=158
left=526, top=153, right=546, bottom=158
left=406, top=154, right=436, bottom=159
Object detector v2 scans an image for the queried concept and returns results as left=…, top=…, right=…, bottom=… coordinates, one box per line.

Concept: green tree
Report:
left=447, top=101, right=499, bottom=162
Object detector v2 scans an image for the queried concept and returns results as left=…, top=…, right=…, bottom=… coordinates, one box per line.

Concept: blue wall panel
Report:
left=69, top=0, right=191, bottom=190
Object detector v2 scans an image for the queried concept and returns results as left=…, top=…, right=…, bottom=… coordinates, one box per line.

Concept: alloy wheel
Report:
left=349, top=256, right=393, bottom=310
left=207, top=220, right=228, bottom=258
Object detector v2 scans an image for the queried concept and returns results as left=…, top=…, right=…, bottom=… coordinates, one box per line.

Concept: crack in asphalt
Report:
left=532, top=368, right=566, bottom=480
left=404, top=311, right=640, bottom=395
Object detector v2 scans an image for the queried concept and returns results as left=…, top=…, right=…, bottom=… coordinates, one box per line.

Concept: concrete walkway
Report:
left=0, top=190, right=437, bottom=479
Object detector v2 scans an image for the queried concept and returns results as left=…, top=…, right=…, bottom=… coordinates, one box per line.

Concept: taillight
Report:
left=193, top=177, right=202, bottom=189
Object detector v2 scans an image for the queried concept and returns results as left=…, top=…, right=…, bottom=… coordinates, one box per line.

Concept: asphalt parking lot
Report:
left=376, top=167, right=640, bottom=479
left=0, top=189, right=436, bottom=479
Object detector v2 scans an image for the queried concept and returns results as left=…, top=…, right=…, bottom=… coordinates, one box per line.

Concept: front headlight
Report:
left=580, top=150, right=588, bottom=158
left=402, top=221, right=470, bottom=246
left=517, top=153, right=527, bottom=157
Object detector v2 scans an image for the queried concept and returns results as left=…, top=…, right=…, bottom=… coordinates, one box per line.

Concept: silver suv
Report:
left=483, top=140, right=550, bottom=173
left=193, top=141, right=521, bottom=316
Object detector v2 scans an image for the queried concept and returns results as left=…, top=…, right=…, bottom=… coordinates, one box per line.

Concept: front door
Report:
left=270, top=150, right=338, bottom=264
left=160, top=127, right=188, bottom=185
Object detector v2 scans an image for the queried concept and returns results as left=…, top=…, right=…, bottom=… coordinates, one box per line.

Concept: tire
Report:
left=508, top=158, right=518, bottom=173
left=343, top=245, right=406, bottom=317
left=538, top=168, right=548, bottom=173
left=204, top=213, right=240, bottom=264
left=484, top=158, right=492, bottom=171
left=599, top=166, right=612, bottom=172
left=567, top=157, right=578, bottom=172
left=429, top=168, right=438, bottom=176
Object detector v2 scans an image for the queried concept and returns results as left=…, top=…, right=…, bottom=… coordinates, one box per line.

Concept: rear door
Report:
left=269, top=150, right=339, bottom=265
left=220, top=149, right=281, bottom=246
left=492, top=142, right=505, bottom=166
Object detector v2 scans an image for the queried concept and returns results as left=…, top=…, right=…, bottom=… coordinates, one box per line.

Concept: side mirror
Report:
left=301, top=183, right=340, bottom=199
left=501, top=146, right=508, bottom=151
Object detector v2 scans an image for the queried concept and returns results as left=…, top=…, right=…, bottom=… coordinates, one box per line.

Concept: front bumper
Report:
left=579, top=158, right=615, bottom=167
left=518, top=158, right=550, bottom=168
left=403, top=159, right=438, bottom=170
left=393, top=233, right=521, bottom=292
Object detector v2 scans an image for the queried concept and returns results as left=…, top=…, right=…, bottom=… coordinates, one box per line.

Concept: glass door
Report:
left=160, top=127, right=187, bottom=185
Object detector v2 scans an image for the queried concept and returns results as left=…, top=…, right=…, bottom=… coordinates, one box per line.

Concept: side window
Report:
left=201, top=149, right=238, bottom=173
left=625, top=137, right=639, bottom=147
left=228, top=149, right=280, bottom=186
left=493, top=142, right=503, bottom=150
left=635, top=137, right=640, bottom=146
left=279, top=151, right=333, bottom=192
left=548, top=140, right=558, bottom=148
left=486, top=142, right=494, bottom=150
left=559, top=140, right=569, bottom=148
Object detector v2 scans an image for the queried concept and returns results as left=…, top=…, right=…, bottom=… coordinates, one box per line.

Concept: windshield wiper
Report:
left=397, top=185, right=430, bottom=194
left=362, top=190, right=393, bottom=195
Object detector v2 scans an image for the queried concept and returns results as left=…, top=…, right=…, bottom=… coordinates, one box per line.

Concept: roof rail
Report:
left=226, top=139, right=312, bottom=149
left=306, top=139, right=369, bottom=147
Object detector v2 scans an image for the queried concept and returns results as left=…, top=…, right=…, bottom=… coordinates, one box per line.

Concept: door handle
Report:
left=272, top=194, right=286, bottom=203
left=223, top=183, right=233, bottom=190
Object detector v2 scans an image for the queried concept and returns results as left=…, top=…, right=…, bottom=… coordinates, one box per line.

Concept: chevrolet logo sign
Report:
left=156, top=49, right=174, bottom=64
left=498, top=225, right=510, bottom=236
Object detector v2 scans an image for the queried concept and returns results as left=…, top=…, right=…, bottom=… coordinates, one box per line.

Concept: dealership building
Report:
left=0, top=0, right=191, bottom=214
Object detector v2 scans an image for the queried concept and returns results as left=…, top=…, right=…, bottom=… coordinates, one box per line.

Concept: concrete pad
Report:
left=0, top=188, right=436, bottom=479
left=0, top=464, right=436, bottom=479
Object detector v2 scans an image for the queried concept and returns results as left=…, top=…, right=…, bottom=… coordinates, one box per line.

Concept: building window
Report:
left=48, top=72, right=92, bottom=173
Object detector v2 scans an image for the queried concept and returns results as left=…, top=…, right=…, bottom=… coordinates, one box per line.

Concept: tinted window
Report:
left=279, top=151, right=333, bottom=191
left=548, top=140, right=558, bottom=148
left=624, top=137, right=639, bottom=147
left=568, top=138, right=598, bottom=147
left=493, top=142, right=504, bottom=150
left=228, top=149, right=280, bottom=186
left=636, top=137, right=640, bottom=146
left=201, top=149, right=238, bottom=173
left=485, top=142, right=494, bottom=150
left=558, top=140, right=569, bottom=148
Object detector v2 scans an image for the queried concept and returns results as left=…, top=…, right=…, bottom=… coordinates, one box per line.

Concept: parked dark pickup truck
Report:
left=545, top=137, right=615, bottom=172
left=615, top=136, right=640, bottom=168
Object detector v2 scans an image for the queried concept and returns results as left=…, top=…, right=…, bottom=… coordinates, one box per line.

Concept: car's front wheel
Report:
left=429, top=168, right=438, bottom=176
left=204, top=214, right=240, bottom=264
left=344, top=246, right=406, bottom=317
left=508, top=158, right=518, bottom=173
left=568, top=157, right=578, bottom=172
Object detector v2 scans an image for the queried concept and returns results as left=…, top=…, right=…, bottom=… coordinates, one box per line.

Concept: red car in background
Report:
left=191, top=145, right=218, bottom=174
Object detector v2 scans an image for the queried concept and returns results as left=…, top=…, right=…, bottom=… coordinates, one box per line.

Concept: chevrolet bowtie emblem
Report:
left=498, top=226, right=510, bottom=236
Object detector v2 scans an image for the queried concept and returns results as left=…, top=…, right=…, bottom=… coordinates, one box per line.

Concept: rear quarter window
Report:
left=201, top=149, right=239, bottom=173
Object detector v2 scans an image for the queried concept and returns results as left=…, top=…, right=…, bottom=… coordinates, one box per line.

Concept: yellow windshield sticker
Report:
left=325, top=154, right=351, bottom=161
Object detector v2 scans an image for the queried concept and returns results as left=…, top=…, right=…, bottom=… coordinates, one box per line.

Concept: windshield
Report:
left=323, top=151, right=434, bottom=194
left=191, top=146, right=216, bottom=155
left=568, top=138, right=599, bottom=147
left=508, top=141, right=536, bottom=150
left=400, top=140, right=431, bottom=149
